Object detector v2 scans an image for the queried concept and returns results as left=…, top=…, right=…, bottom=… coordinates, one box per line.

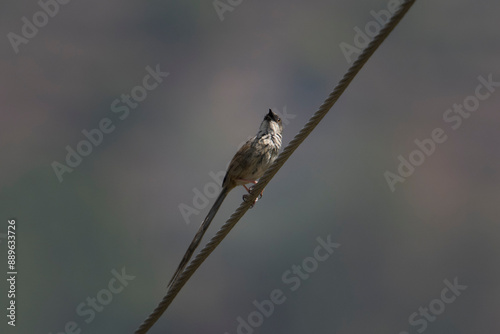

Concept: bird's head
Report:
left=259, top=109, right=283, bottom=136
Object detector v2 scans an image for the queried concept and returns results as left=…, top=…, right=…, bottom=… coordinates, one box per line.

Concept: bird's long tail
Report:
left=167, top=186, right=230, bottom=288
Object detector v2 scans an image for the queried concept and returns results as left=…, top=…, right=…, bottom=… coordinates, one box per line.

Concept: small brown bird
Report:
left=167, top=109, right=283, bottom=288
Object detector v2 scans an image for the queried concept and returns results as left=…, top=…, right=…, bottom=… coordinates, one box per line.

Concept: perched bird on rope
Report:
left=167, top=109, right=283, bottom=288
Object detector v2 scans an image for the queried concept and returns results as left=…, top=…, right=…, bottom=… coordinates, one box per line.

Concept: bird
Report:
left=167, top=109, right=283, bottom=288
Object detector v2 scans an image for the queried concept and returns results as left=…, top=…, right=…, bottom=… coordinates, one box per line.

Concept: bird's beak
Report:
left=268, top=109, right=277, bottom=122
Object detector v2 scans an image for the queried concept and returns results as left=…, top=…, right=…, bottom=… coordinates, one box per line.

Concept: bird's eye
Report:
left=277, top=118, right=281, bottom=122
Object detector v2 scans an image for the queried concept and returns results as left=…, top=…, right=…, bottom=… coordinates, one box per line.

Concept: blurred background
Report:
left=1, top=0, right=499, bottom=333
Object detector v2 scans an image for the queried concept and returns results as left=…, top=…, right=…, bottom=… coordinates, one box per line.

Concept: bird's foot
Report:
left=249, top=185, right=264, bottom=199
left=242, top=194, right=259, bottom=208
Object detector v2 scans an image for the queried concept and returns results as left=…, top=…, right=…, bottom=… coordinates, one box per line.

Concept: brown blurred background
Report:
left=0, top=1, right=499, bottom=333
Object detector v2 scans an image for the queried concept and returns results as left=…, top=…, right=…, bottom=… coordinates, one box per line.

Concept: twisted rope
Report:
left=135, top=1, right=416, bottom=332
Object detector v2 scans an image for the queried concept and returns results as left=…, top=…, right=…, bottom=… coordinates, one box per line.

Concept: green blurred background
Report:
left=1, top=0, right=499, bottom=333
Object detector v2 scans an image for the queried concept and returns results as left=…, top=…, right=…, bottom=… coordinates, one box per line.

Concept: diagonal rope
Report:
left=135, top=1, right=416, bottom=332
